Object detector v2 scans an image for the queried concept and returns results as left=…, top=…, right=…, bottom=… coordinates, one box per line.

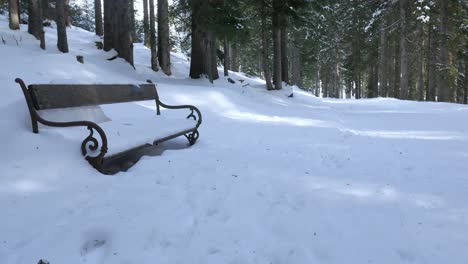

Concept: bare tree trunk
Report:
left=417, top=23, right=424, bottom=101
left=290, top=44, right=302, bottom=88
left=333, top=47, right=341, bottom=98
left=56, top=0, right=68, bottom=53
left=394, top=37, right=401, bottom=98
left=223, top=35, right=230, bottom=77
left=28, top=0, right=45, bottom=49
left=9, top=0, right=20, bottom=30
left=189, top=0, right=219, bottom=81
left=367, top=63, right=378, bottom=98
left=28, top=0, right=39, bottom=36
left=190, top=0, right=204, bottom=78
left=208, top=31, right=219, bottom=82
left=64, top=0, right=70, bottom=27
left=457, top=59, right=465, bottom=103
left=426, top=20, right=436, bottom=101
left=272, top=0, right=282, bottom=90
left=130, top=0, right=137, bottom=42
left=464, top=51, right=468, bottom=104
left=281, top=28, right=289, bottom=84
left=95, top=0, right=103, bottom=36
left=261, top=0, right=273, bottom=90
left=143, top=0, right=150, bottom=47
left=103, top=0, right=113, bottom=51
left=399, top=0, right=409, bottom=100
left=17, top=0, right=20, bottom=21
left=378, top=9, right=387, bottom=97
left=231, top=41, right=239, bottom=72
left=149, top=0, right=158, bottom=71
left=104, top=0, right=133, bottom=65
left=158, top=0, right=171, bottom=75
left=388, top=45, right=395, bottom=98
left=41, top=0, right=49, bottom=19
left=356, top=73, right=361, bottom=99
left=438, top=0, right=450, bottom=102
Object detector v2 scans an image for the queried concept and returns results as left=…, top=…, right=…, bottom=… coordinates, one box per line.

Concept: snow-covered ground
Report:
left=1, top=16, right=468, bottom=264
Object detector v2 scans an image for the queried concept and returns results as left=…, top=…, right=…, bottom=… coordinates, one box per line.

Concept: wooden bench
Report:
left=16, top=78, right=202, bottom=174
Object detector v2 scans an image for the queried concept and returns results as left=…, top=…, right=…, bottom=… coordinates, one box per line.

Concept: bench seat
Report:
left=16, top=78, right=202, bottom=174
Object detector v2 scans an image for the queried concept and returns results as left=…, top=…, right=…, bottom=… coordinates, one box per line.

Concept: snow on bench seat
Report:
left=39, top=104, right=197, bottom=156
left=100, top=116, right=197, bottom=156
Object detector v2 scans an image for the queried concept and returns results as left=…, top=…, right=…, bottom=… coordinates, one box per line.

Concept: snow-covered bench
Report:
left=15, top=78, right=202, bottom=174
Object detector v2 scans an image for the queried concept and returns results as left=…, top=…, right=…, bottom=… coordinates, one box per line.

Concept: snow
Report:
left=2, top=15, right=468, bottom=264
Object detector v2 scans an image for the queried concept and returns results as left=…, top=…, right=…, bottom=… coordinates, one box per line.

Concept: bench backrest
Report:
left=28, top=84, right=158, bottom=110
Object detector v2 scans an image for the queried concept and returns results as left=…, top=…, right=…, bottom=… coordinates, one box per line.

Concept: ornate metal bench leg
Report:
left=185, top=130, right=199, bottom=146
left=81, top=126, right=108, bottom=171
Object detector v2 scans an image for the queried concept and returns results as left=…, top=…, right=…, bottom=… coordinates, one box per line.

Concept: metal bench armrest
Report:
left=157, top=99, right=203, bottom=129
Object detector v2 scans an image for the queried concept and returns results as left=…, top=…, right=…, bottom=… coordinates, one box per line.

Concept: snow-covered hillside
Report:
left=1, top=16, right=468, bottom=264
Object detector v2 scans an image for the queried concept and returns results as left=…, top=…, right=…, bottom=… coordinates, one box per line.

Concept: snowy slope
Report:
left=1, top=15, right=468, bottom=264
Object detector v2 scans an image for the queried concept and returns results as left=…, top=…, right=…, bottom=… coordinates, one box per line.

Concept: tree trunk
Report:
left=56, top=0, right=69, bottom=53
left=378, top=10, right=387, bottom=97
left=41, top=0, right=49, bottom=20
left=394, top=35, right=401, bottom=98
left=95, top=0, right=103, bottom=36
left=130, top=0, right=137, bottom=42
left=9, top=0, right=20, bottom=30
left=281, top=28, right=289, bottom=84
left=368, top=63, right=378, bottom=98
left=417, top=23, right=424, bottom=101
left=158, top=0, right=171, bottom=75
left=272, top=0, right=282, bottom=90
left=103, top=0, right=113, bottom=51
left=261, top=0, right=273, bottom=90
left=103, top=0, right=133, bottom=65
left=149, top=0, right=158, bottom=71
left=290, top=44, right=302, bottom=88
left=231, top=41, right=239, bottom=72
left=223, top=35, right=230, bottom=77
left=208, top=31, right=219, bottom=82
left=17, top=0, right=21, bottom=21
left=356, top=73, right=361, bottom=99
left=121, top=0, right=134, bottom=65
left=399, top=0, right=409, bottom=100
left=334, top=47, right=341, bottom=98
left=457, top=58, right=465, bottom=103
left=189, top=0, right=204, bottom=78
left=189, top=0, right=219, bottom=81
left=426, top=20, right=436, bottom=101
left=28, top=0, right=45, bottom=49
left=464, top=51, right=468, bottom=104
left=64, top=0, right=70, bottom=27
left=438, top=0, right=450, bottom=102
left=28, top=0, right=39, bottom=37
left=143, top=0, right=150, bottom=47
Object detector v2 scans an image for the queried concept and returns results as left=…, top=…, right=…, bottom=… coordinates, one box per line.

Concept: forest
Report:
left=1, top=0, right=467, bottom=103
left=2, top=1, right=468, bottom=263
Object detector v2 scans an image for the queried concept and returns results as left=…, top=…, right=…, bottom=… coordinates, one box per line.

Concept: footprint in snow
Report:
left=80, top=230, right=111, bottom=263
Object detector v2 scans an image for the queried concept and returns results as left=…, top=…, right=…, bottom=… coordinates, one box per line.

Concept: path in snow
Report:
left=1, top=16, right=468, bottom=264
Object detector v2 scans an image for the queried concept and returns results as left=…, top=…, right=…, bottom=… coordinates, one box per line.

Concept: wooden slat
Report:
left=29, top=84, right=158, bottom=110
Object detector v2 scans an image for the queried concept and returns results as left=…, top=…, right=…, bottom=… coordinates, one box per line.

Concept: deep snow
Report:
left=1, top=15, right=468, bottom=264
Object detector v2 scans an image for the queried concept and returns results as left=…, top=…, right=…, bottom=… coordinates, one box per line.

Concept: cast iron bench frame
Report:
left=16, top=78, right=202, bottom=174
